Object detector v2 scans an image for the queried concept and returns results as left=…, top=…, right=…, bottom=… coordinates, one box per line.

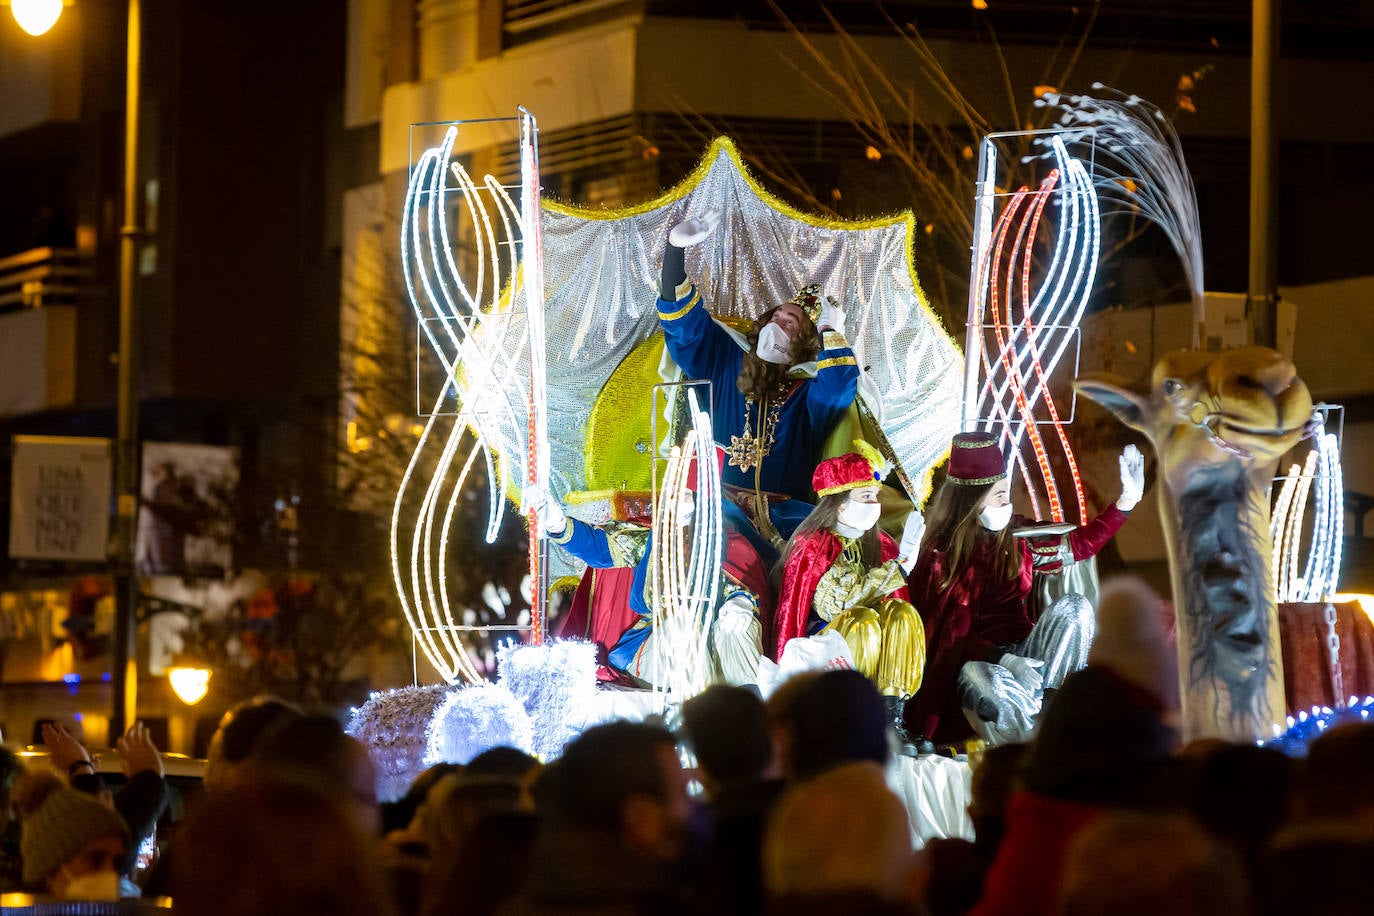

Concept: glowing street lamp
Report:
left=8, top=0, right=64, bottom=36
left=168, top=667, right=211, bottom=706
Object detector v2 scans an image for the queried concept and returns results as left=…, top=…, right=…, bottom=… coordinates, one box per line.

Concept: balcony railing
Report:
left=0, top=247, right=86, bottom=314
left=0, top=247, right=85, bottom=419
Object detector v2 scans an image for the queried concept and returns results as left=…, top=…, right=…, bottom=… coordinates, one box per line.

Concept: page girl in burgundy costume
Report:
left=905, top=432, right=1144, bottom=744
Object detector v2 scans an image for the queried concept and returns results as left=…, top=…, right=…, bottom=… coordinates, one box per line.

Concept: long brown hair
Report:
left=776, top=492, right=882, bottom=582
left=919, top=478, right=1019, bottom=589
left=738, top=305, right=821, bottom=402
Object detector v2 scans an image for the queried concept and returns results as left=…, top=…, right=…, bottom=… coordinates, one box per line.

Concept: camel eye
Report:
left=1163, top=378, right=1185, bottom=398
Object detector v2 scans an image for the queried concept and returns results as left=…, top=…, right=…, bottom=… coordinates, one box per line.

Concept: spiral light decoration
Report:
left=393, top=110, right=548, bottom=684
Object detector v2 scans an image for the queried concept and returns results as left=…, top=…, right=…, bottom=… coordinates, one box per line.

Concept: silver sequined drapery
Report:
left=532, top=138, right=964, bottom=508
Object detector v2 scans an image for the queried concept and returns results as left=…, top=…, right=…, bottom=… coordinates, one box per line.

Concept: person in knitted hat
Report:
left=773, top=444, right=927, bottom=741
left=905, top=431, right=1146, bottom=746
left=657, top=210, right=859, bottom=560
left=13, top=768, right=130, bottom=900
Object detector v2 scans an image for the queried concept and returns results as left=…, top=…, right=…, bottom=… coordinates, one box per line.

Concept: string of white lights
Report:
left=1280, top=451, right=1318, bottom=602
left=1270, top=462, right=1301, bottom=599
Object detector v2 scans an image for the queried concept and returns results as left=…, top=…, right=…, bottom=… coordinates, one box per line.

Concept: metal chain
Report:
left=1324, top=602, right=1345, bottom=708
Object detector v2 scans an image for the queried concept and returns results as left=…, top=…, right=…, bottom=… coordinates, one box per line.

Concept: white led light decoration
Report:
left=1271, top=415, right=1345, bottom=604
left=964, top=132, right=1099, bottom=523
left=392, top=111, right=548, bottom=684
left=649, top=389, right=723, bottom=700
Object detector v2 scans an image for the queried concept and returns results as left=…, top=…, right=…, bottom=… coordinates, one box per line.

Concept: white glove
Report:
left=897, top=509, right=925, bottom=573
left=667, top=210, right=720, bottom=248
left=521, top=485, right=567, bottom=538
left=999, top=653, right=1045, bottom=696
left=818, top=295, right=846, bottom=334
left=715, top=594, right=757, bottom=635
left=674, top=494, right=695, bottom=529
left=1116, top=443, right=1145, bottom=512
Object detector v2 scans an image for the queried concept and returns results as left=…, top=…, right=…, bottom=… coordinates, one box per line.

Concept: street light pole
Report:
left=110, top=0, right=142, bottom=739
left=1249, top=0, right=1279, bottom=348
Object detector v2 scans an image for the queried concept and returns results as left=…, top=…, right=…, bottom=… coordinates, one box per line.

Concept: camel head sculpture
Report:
left=1076, top=347, right=1313, bottom=741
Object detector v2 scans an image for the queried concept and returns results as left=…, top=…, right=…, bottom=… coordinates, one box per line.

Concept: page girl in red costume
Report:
left=772, top=445, right=927, bottom=733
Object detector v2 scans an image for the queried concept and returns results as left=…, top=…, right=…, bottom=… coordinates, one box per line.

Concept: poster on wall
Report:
left=8, top=436, right=112, bottom=563
left=135, top=442, right=240, bottom=577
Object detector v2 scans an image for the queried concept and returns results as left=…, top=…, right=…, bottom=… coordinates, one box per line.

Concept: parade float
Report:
left=349, top=92, right=1372, bottom=846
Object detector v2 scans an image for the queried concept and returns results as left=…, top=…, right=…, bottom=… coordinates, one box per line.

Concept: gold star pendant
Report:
left=726, top=433, right=759, bottom=472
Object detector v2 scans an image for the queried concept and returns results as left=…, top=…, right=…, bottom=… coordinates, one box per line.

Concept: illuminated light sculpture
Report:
left=1270, top=411, right=1344, bottom=604
left=649, top=390, right=724, bottom=700
left=963, top=133, right=1099, bottom=523
left=393, top=110, right=548, bottom=684
left=390, top=133, right=964, bottom=686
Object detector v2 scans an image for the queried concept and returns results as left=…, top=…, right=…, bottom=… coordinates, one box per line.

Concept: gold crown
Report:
left=786, top=284, right=823, bottom=324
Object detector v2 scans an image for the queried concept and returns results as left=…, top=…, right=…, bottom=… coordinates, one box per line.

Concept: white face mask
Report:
left=755, top=322, right=792, bottom=365
left=978, top=502, right=1013, bottom=531
left=62, top=869, right=122, bottom=901
left=836, top=498, right=882, bottom=533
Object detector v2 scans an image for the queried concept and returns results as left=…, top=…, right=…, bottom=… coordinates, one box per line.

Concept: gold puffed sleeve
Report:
left=812, top=540, right=906, bottom=622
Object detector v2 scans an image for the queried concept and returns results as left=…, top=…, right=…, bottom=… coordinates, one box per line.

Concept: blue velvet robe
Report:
left=657, top=284, right=859, bottom=503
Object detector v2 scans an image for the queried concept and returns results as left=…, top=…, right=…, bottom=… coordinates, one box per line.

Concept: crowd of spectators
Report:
left=2, top=577, right=1372, bottom=914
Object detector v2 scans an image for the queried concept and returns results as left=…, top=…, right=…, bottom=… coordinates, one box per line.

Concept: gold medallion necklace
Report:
left=726, top=386, right=784, bottom=473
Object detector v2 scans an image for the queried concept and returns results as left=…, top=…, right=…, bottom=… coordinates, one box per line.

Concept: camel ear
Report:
left=1075, top=374, right=1151, bottom=435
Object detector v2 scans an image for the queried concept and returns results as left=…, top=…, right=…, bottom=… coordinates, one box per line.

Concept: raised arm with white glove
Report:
left=661, top=210, right=720, bottom=300
left=667, top=210, right=720, bottom=248
left=1115, top=443, right=1145, bottom=512
left=818, top=295, right=847, bottom=335
left=521, top=485, right=567, bottom=539
left=897, top=508, right=926, bottom=573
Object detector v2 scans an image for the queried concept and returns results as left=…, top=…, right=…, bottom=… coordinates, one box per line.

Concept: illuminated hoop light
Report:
left=1270, top=462, right=1301, bottom=599
left=976, top=187, right=1043, bottom=519
left=1283, top=453, right=1317, bottom=601
left=1273, top=427, right=1346, bottom=604
left=650, top=390, right=723, bottom=699
left=396, top=138, right=477, bottom=683
left=984, top=142, right=1098, bottom=513
left=969, top=135, right=1099, bottom=525
left=1272, top=451, right=1316, bottom=604
left=1315, top=432, right=1344, bottom=601
left=992, top=143, right=1099, bottom=522
left=1001, top=173, right=1063, bottom=521
left=1016, top=209, right=1087, bottom=525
